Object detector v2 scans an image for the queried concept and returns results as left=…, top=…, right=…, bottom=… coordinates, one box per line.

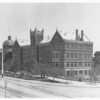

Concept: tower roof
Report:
left=3, top=35, right=14, bottom=46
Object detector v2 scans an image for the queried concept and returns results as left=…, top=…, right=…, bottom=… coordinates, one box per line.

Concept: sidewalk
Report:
left=47, top=76, right=100, bottom=88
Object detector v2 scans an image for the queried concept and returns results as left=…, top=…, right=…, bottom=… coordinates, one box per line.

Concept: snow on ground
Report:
left=0, top=76, right=100, bottom=98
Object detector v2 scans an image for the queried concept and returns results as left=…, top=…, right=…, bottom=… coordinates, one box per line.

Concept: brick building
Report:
left=1, top=28, right=93, bottom=78
left=39, top=29, right=93, bottom=78
left=64, top=30, right=93, bottom=77
left=2, top=28, right=43, bottom=72
left=3, top=36, right=14, bottom=71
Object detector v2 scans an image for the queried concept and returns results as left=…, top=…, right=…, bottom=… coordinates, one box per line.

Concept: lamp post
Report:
left=2, top=48, right=3, bottom=78
left=0, top=48, right=3, bottom=78
left=0, top=48, right=6, bottom=98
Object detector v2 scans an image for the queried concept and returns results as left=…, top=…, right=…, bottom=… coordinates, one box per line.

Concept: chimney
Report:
left=42, top=28, right=44, bottom=34
left=76, top=29, right=78, bottom=40
left=81, top=30, right=84, bottom=41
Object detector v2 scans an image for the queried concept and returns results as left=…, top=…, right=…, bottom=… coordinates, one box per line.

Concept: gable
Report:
left=50, top=30, right=64, bottom=44
left=50, top=30, right=65, bottom=52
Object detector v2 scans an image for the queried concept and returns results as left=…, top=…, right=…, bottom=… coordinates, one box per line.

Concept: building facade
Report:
left=2, top=28, right=43, bottom=72
left=64, top=30, right=93, bottom=77
left=3, top=36, right=14, bottom=71
left=1, top=28, right=93, bottom=78
left=40, top=29, right=93, bottom=78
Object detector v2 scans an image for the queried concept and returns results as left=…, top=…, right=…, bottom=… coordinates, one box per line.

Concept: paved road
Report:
left=0, top=77, right=71, bottom=98
left=0, top=77, right=100, bottom=98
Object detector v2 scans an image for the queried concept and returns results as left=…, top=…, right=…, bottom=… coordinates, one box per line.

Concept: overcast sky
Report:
left=0, top=3, right=100, bottom=54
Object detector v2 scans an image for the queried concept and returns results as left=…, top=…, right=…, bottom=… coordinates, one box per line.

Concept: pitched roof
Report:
left=40, top=30, right=93, bottom=44
left=40, top=30, right=61, bottom=44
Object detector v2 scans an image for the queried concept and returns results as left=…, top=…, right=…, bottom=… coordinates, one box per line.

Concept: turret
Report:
left=30, top=27, right=44, bottom=46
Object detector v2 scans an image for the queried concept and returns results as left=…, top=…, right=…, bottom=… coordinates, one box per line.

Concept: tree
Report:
left=46, top=67, right=65, bottom=81
left=37, top=63, right=47, bottom=78
left=4, top=52, right=12, bottom=63
left=4, top=52, right=12, bottom=72
left=89, top=68, right=97, bottom=84
left=9, top=62, right=18, bottom=72
left=21, top=62, right=34, bottom=74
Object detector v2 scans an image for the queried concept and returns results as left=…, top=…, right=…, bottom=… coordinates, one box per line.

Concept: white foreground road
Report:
left=0, top=76, right=100, bottom=98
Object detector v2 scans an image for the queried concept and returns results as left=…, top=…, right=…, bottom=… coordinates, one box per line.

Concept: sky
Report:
left=0, top=3, right=100, bottom=54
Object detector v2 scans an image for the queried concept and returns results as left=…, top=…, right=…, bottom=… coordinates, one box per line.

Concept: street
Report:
left=0, top=76, right=100, bottom=98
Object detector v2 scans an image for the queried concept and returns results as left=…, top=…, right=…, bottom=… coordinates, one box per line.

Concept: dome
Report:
left=3, top=36, right=14, bottom=46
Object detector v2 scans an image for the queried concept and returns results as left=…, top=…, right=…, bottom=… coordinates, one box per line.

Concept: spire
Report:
left=55, top=28, right=60, bottom=35
left=9, top=28, right=10, bottom=36
left=56, top=27, right=58, bottom=33
left=14, top=37, right=19, bottom=47
left=8, top=28, right=11, bottom=40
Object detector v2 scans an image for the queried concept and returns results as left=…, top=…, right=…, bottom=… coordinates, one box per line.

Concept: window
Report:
left=56, top=53, right=59, bottom=58
left=79, top=45, right=82, bottom=50
left=88, top=62, right=91, bottom=67
left=52, top=54, right=55, bottom=58
left=75, top=53, right=77, bottom=58
left=89, top=70, right=91, bottom=74
left=80, top=45, right=82, bottom=50
left=83, top=54, right=85, bottom=58
left=67, top=44, right=70, bottom=49
left=71, top=44, right=74, bottom=49
left=87, top=54, right=89, bottom=58
left=71, top=53, right=73, bottom=58
left=75, top=62, right=77, bottom=67
left=52, top=62, right=55, bottom=67
left=52, top=62, right=59, bottom=67
left=75, top=71, right=77, bottom=75
left=56, top=62, right=59, bottom=67
left=88, top=54, right=91, bottom=58
left=85, top=70, right=87, bottom=75
left=71, top=62, right=73, bottom=67
left=85, top=54, right=87, bottom=58
left=79, top=70, right=83, bottom=74
left=75, top=44, right=77, bottom=49
left=79, top=62, right=82, bottom=67
left=85, top=62, right=87, bottom=67
left=79, top=53, right=82, bottom=58
left=67, top=71, right=70, bottom=76
left=52, top=51, right=60, bottom=59
left=67, top=62, right=70, bottom=67
left=85, top=45, right=88, bottom=50
left=67, top=53, right=70, bottom=58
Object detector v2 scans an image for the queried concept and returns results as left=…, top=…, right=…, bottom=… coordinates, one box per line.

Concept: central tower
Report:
left=30, top=27, right=44, bottom=64
left=30, top=27, right=44, bottom=47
